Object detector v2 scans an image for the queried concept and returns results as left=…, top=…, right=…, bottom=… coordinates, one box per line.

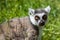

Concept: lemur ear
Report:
left=44, top=6, right=51, bottom=13
left=28, top=8, right=35, bottom=15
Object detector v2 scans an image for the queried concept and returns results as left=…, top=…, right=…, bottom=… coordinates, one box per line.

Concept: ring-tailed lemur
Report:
left=0, top=6, right=51, bottom=40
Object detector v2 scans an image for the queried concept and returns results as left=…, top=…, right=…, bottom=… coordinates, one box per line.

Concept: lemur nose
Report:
left=39, top=22, right=45, bottom=26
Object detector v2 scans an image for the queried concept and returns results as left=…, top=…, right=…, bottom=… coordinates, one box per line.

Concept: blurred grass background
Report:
left=0, top=0, right=60, bottom=40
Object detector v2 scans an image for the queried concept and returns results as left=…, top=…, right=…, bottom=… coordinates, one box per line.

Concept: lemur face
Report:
left=29, top=6, right=51, bottom=26
left=34, top=12, right=47, bottom=26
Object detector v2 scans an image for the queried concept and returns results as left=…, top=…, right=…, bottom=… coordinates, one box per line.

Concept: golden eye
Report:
left=42, top=15, right=47, bottom=20
left=35, top=16, right=40, bottom=21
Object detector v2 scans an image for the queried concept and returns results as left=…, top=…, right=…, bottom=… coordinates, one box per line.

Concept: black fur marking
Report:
left=8, top=20, right=14, bottom=29
left=10, top=20, right=13, bottom=22
left=32, top=24, right=39, bottom=35
left=18, top=18, right=22, bottom=28
left=35, top=9, right=47, bottom=14
left=0, top=24, right=4, bottom=33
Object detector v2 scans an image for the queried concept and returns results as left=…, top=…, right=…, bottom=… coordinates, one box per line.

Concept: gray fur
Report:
left=0, top=17, right=38, bottom=40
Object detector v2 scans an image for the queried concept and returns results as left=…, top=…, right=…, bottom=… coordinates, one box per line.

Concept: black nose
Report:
left=39, top=22, right=45, bottom=26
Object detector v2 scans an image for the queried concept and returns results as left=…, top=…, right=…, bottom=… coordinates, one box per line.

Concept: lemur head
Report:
left=28, top=6, right=51, bottom=26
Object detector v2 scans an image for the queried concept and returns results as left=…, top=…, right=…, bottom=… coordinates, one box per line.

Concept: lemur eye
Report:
left=42, top=15, right=47, bottom=20
left=35, top=15, right=40, bottom=21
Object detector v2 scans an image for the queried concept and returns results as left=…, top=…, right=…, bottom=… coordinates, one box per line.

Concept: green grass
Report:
left=0, top=0, right=60, bottom=40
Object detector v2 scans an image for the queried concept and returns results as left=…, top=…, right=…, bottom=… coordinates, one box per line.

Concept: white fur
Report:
left=29, top=8, right=37, bottom=25
left=29, top=8, right=35, bottom=15
left=45, top=6, right=51, bottom=13
left=29, top=15, right=37, bottom=25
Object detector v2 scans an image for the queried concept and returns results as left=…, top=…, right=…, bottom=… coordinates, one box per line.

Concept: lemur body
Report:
left=0, top=6, right=51, bottom=40
left=0, top=17, right=38, bottom=40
